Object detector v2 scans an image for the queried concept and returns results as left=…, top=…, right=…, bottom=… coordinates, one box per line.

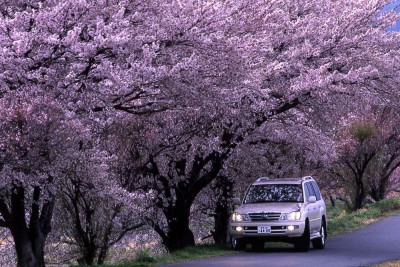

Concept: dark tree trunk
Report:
left=369, top=153, right=400, bottom=201
left=369, top=187, right=380, bottom=202
left=30, top=236, right=46, bottom=267
left=75, top=207, right=97, bottom=266
left=353, top=190, right=365, bottom=210
left=353, top=169, right=367, bottom=210
left=164, top=207, right=195, bottom=252
left=211, top=176, right=233, bottom=245
left=97, top=220, right=113, bottom=265
left=97, top=245, right=109, bottom=265
left=212, top=201, right=230, bottom=245
left=353, top=174, right=366, bottom=210
left=78, top=245, right=97, bottom=266
left=347, top=152, right=375, bottom=210
left=370, top=177, right=390, bottom=201
left=12, top=234, right=47, bottom=267
left=167, top=224, right=195, bottom=252
left=377, top=181, right=388, bottom=200
left=3, top=185, right=54, bottom=267
left=62, top=178, right=99, bottom=266
left=146, top=153, right=225, bottom=252
left=12, top=231, right=37, bottom=267
left=329, top=195, right=336, bottom=208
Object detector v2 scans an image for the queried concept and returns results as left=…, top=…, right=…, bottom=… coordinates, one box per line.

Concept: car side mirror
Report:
left=232, top=198, right=241, bottom=205
left=308, top=196, right=317, bottom=203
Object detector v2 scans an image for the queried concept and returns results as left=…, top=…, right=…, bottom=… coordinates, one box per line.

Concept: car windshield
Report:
left=244, top=184, right=303, bottom=203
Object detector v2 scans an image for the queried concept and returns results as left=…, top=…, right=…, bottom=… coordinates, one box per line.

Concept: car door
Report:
left=311, top=181, right=325, bottom=228
left=304, top=182, right=319, bottom=234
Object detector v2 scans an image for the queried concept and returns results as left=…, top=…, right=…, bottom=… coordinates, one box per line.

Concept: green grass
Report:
left=75, top=245, right=236, bottom=267
left=75, top=198, right=400, bottom=267
left=328, top=198, right=400, bottom=236
left=152, top=245, right=236, bottom=265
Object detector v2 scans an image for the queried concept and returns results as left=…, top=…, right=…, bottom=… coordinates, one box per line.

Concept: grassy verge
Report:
left=78, top=245, right=236, bottom=267
left=78, top=198, right=400, bottom=267
left=328, top=198, right=400, bottom=236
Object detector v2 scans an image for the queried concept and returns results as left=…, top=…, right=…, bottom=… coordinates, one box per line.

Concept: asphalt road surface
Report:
left=162, top=213, right=400, bottom=267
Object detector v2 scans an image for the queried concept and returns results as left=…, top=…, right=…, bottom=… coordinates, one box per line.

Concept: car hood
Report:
left=235, top=202, right=302, bottom=214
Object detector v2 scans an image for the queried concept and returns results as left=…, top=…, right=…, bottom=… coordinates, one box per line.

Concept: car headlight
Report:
left=280, top=211, right=301, bottom=220
left=231, top=212, right=250, bottom=221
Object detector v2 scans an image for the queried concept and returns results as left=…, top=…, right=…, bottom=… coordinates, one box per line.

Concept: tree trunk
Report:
left=212, top=201, right=230, bottom=245
left=12, top=234, right=47, bottom=267
left=211, top=175, right=232, bottom=245
left=30, top=235, right=46, bottom=267
left=7, top=185, right=52, bottom=267
left=353, top=194, right=363, bottom=210
left=377, top=181, right=388, bottom=200
left=97, top=245, right=109, bottom=265
left=77, top=239, right=97, bottom=265
left=165, top=214, right=195, bottom=252
left=13, top=232, right=37, bottom=267
left=374, top=176, right=389, bottom=201
left=145, top=153, right=225, bottom=252
left=329, top=195, right=336, bottom=208
left=370, top=178, right=389, bottom=201
left=353, top=176, right=366, bottom=210
left=97, top=222, right=112, bottom=265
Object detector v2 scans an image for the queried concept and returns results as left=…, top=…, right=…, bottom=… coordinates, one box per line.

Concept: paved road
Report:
left=162, top=213, right=400, bottom=267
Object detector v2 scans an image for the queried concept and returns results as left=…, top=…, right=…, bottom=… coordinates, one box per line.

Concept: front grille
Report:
left=248, top=212, right=281, bottom=221
left=243, top=226, right=287, bottom=234
left=244, top=226, right=286, bottom=231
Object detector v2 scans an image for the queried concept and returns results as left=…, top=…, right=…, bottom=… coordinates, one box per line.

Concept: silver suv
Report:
left=230, top=176, right=327, bottom=251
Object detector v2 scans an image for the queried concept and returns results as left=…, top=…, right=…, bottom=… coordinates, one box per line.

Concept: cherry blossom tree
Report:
left=0, top=0, right=247, bottom=116
left=0, top=91, right=81, bottom=267
left=53, top=117, right=147, bottom=265
left=330, top=106, right=400, bottom=209
left=1, top=0, right=400, bottom=258
left=0, top=0, right=247, bottom=257
left=85, top=0, right=400, bottom=251
left=366, top=109, right=400, bottom=201
left=332, top=120, right=380, bottom=209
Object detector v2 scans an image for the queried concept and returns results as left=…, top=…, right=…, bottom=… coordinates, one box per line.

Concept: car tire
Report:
left=294, top=220, right=310, bottom=252
left=312, top=219, right=326, bottom=249
left=231, top=237, right=246, bottom=250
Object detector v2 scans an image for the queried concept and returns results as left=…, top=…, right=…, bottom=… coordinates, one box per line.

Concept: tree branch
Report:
left=39, top=197, right=55, bottom=236
left=29, top=186, right=41, bottom=231
left=109, top=223, right=145, bottom=246
left=0, top=198, right=11, bottom=225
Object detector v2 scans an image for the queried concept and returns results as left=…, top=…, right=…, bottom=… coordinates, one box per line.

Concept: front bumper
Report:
left=230, top=220, right=306, bottom=239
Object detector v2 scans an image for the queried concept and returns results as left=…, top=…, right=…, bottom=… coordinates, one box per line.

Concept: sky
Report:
left=386, top=1, right=400, bottom=31
left=388, top=21, right=400, bottom=32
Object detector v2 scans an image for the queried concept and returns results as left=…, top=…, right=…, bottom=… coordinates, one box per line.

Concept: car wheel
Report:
left=294, top=220, right=310, bottom=252
left=312, top=219, right=326, bottom=249
left=231, top=237, right=246, bottom=250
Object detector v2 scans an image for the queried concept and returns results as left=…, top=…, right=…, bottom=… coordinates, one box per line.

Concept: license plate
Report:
left=257, top=226, right=271, bottom=234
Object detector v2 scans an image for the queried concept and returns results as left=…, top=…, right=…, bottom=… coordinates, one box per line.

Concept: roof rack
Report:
left=302, top=176, right=313, bottom=181
left=255, top=177, right=270, bottom=182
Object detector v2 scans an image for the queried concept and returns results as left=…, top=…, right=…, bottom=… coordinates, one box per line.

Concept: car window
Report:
left=311, top=181, right=321, bottom=201
left=305, top=182, right=316, bottom=201
left=244, top=184, right=303, bottom=203
left=304, top=183, right=310, bottom=200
